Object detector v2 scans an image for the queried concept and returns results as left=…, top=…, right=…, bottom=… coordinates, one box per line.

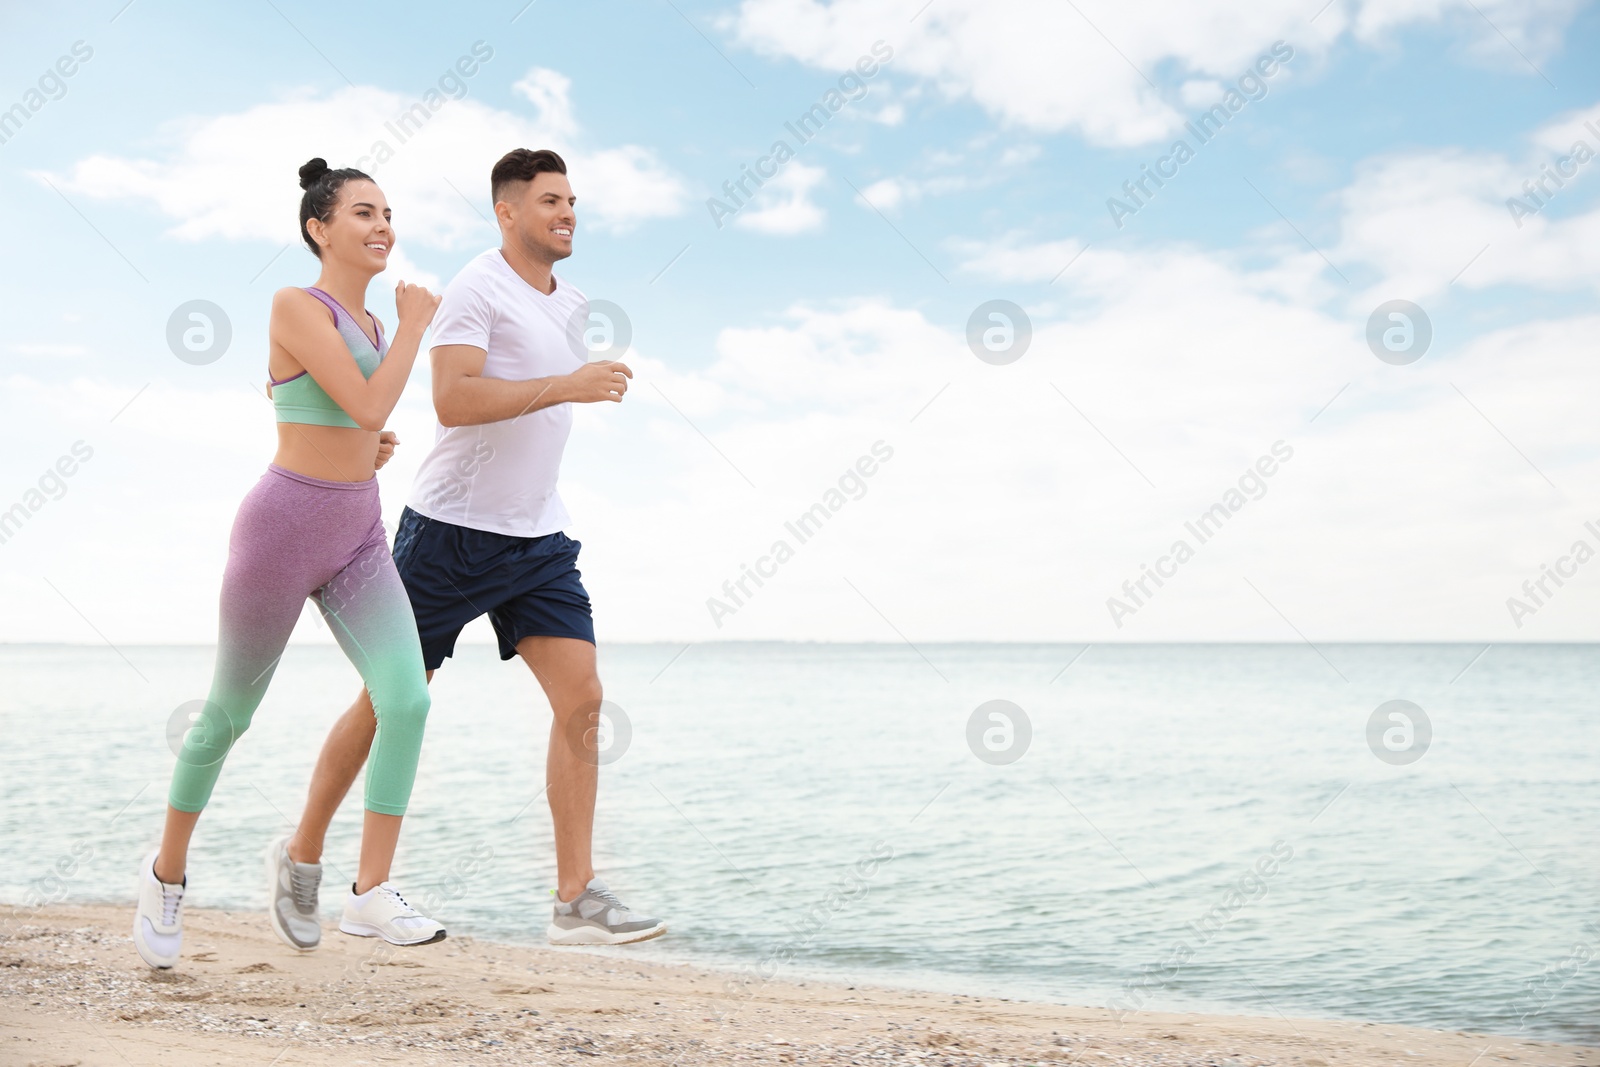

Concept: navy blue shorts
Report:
left=391, top=506, right=595, bottom=671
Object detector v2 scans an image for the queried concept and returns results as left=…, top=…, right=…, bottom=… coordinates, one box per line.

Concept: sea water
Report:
left=1, top=641, right=1595, bottom=1042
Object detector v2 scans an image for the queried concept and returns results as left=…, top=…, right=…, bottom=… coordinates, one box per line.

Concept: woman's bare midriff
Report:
left=273, top=423, right=380, bottom=483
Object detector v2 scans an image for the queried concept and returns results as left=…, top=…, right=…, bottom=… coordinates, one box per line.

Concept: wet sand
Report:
left=2, top=905, right=1593, bottom=1066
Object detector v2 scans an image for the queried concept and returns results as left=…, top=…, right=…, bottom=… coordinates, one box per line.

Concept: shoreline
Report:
left=3, top=905, right=1592, bottom=1066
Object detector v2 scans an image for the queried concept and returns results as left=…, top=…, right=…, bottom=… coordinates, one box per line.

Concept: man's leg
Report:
left=288, top=674, right=433, bottom=867
left=516, top=635, right=600, bottom=902
left=287, top=690, right=373, bottom=865
left=517, top=633, right=666, bottom=945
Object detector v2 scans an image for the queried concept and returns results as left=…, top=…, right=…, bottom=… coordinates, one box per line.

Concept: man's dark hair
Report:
left=490, top=148, right=567, bottom=207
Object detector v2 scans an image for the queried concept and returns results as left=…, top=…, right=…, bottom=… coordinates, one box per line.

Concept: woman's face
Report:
left=309, top=179, right=393, bottom=271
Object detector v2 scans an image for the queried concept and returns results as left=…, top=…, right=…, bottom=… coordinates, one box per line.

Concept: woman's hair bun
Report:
left=298, top=157, right=331, bottom=190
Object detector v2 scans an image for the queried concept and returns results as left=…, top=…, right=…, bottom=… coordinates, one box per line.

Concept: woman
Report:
left=134, top=158, right=443, bottom=969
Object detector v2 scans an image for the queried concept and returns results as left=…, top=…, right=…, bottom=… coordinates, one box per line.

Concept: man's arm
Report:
left=432, top=344, right=633, bottom=427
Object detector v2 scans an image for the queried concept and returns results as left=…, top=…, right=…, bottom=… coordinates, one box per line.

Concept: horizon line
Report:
left=0, top=639, right=1591, bottom=647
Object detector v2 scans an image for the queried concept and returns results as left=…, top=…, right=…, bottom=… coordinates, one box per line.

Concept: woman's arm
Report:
left=270, top=282, right=439, bottom=432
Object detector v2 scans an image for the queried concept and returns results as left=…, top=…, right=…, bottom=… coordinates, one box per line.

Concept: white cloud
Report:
left=735, top=162, right=827, bottom=235
left=951, top=232, right=1088, bottom=283
left=566, top=272, right=1600, bottom=643
left=954, top=99, right=1600, bottom=308
left=859, top=177, right=905, bottom=212
left=728, top=0, right=1583, bottom=146
left=13, top=233, right=1600, bottom=644
left=1529, top=100, right=1600, bottom=155
left=997, top=144, right=1042, bottom=168
left=1350, top=0, right=1582, bottom=67
left=1179, top=79, right=1225, bottom=109
left=6, top=343, right=88, bottom=360
left=510, top=68, right=580, bottom=142
left=851, top=135, right=1038, bottom=214
left=13, top=69, right=1600, bottom=646
left=1327, top=101, right=1600, bottom=308
left=869, top=102, right=905, bottom=126
left=37, top=68, right=688, bottom=252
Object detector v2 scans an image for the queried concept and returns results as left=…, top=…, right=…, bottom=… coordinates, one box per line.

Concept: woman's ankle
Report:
left=152, top=855, right=184, bottom=885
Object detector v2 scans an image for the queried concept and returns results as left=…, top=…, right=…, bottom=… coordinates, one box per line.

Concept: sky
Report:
left=3, top=0, right=1600, bottom=646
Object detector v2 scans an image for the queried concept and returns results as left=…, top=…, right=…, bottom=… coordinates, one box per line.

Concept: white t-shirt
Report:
left=408, top=249, right=588, bottom=538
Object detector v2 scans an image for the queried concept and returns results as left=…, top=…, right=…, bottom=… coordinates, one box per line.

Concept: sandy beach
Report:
left=0, top=905, right=1590, bottom=1067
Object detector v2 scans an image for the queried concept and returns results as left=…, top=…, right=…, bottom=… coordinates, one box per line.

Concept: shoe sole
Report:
left=264, top=837, right=321, bottom=952
left=547, top=921, right=667, bottom=946
left=337, top=919, right=447, bottom=946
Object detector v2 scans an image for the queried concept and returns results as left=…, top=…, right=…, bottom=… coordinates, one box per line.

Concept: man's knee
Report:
left=557, top=682, right=604, bottom=720
left=343, top=690, right=379, bottom=739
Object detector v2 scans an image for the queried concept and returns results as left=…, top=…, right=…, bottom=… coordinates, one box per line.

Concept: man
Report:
left=265, top=147, right=664, bottom=949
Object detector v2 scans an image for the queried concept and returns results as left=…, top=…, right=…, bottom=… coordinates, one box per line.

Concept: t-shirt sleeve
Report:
left=429, top=267, right=493, bottom=350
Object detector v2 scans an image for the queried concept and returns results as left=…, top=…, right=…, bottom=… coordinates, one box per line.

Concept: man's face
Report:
left=507, top=172, right=576, bottom=263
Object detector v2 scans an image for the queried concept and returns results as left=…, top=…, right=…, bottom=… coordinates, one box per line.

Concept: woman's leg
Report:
left=315, top=535, right=431, bottom=893
left=153, top=809, right=200, bottom=885
left=158, top=492, right=310, bottom=883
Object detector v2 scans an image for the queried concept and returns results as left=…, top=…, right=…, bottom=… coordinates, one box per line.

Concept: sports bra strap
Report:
left=304, top=287, right=383, bottom=349
left=302, top=286, right=345, bottom=323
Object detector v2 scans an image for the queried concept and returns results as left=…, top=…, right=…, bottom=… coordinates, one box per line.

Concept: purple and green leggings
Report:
left=167, top=465, right=430, bottom=816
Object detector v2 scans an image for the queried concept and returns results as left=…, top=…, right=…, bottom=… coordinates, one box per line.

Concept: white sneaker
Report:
left=338, top=882, right=446, bottom=946
left=133, top=849, right=185, bottom=969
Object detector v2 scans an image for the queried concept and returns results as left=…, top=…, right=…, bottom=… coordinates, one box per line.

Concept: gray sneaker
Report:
left=549, top=877, right=666, bottom=945
left=266, top=834, right=322, bottom=950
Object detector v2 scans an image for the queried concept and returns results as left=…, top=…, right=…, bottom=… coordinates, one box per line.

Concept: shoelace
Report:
left=588, top=884, right=629, bottom=913
left=160, top=883, right=184, bottom=927
left=289, top=865, right=320, bottom=912
left=379, top=884, right=420, bottom=916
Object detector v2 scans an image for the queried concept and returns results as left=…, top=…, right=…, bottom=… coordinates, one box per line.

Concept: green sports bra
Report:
left=270, top=287, right=387, bottom=428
